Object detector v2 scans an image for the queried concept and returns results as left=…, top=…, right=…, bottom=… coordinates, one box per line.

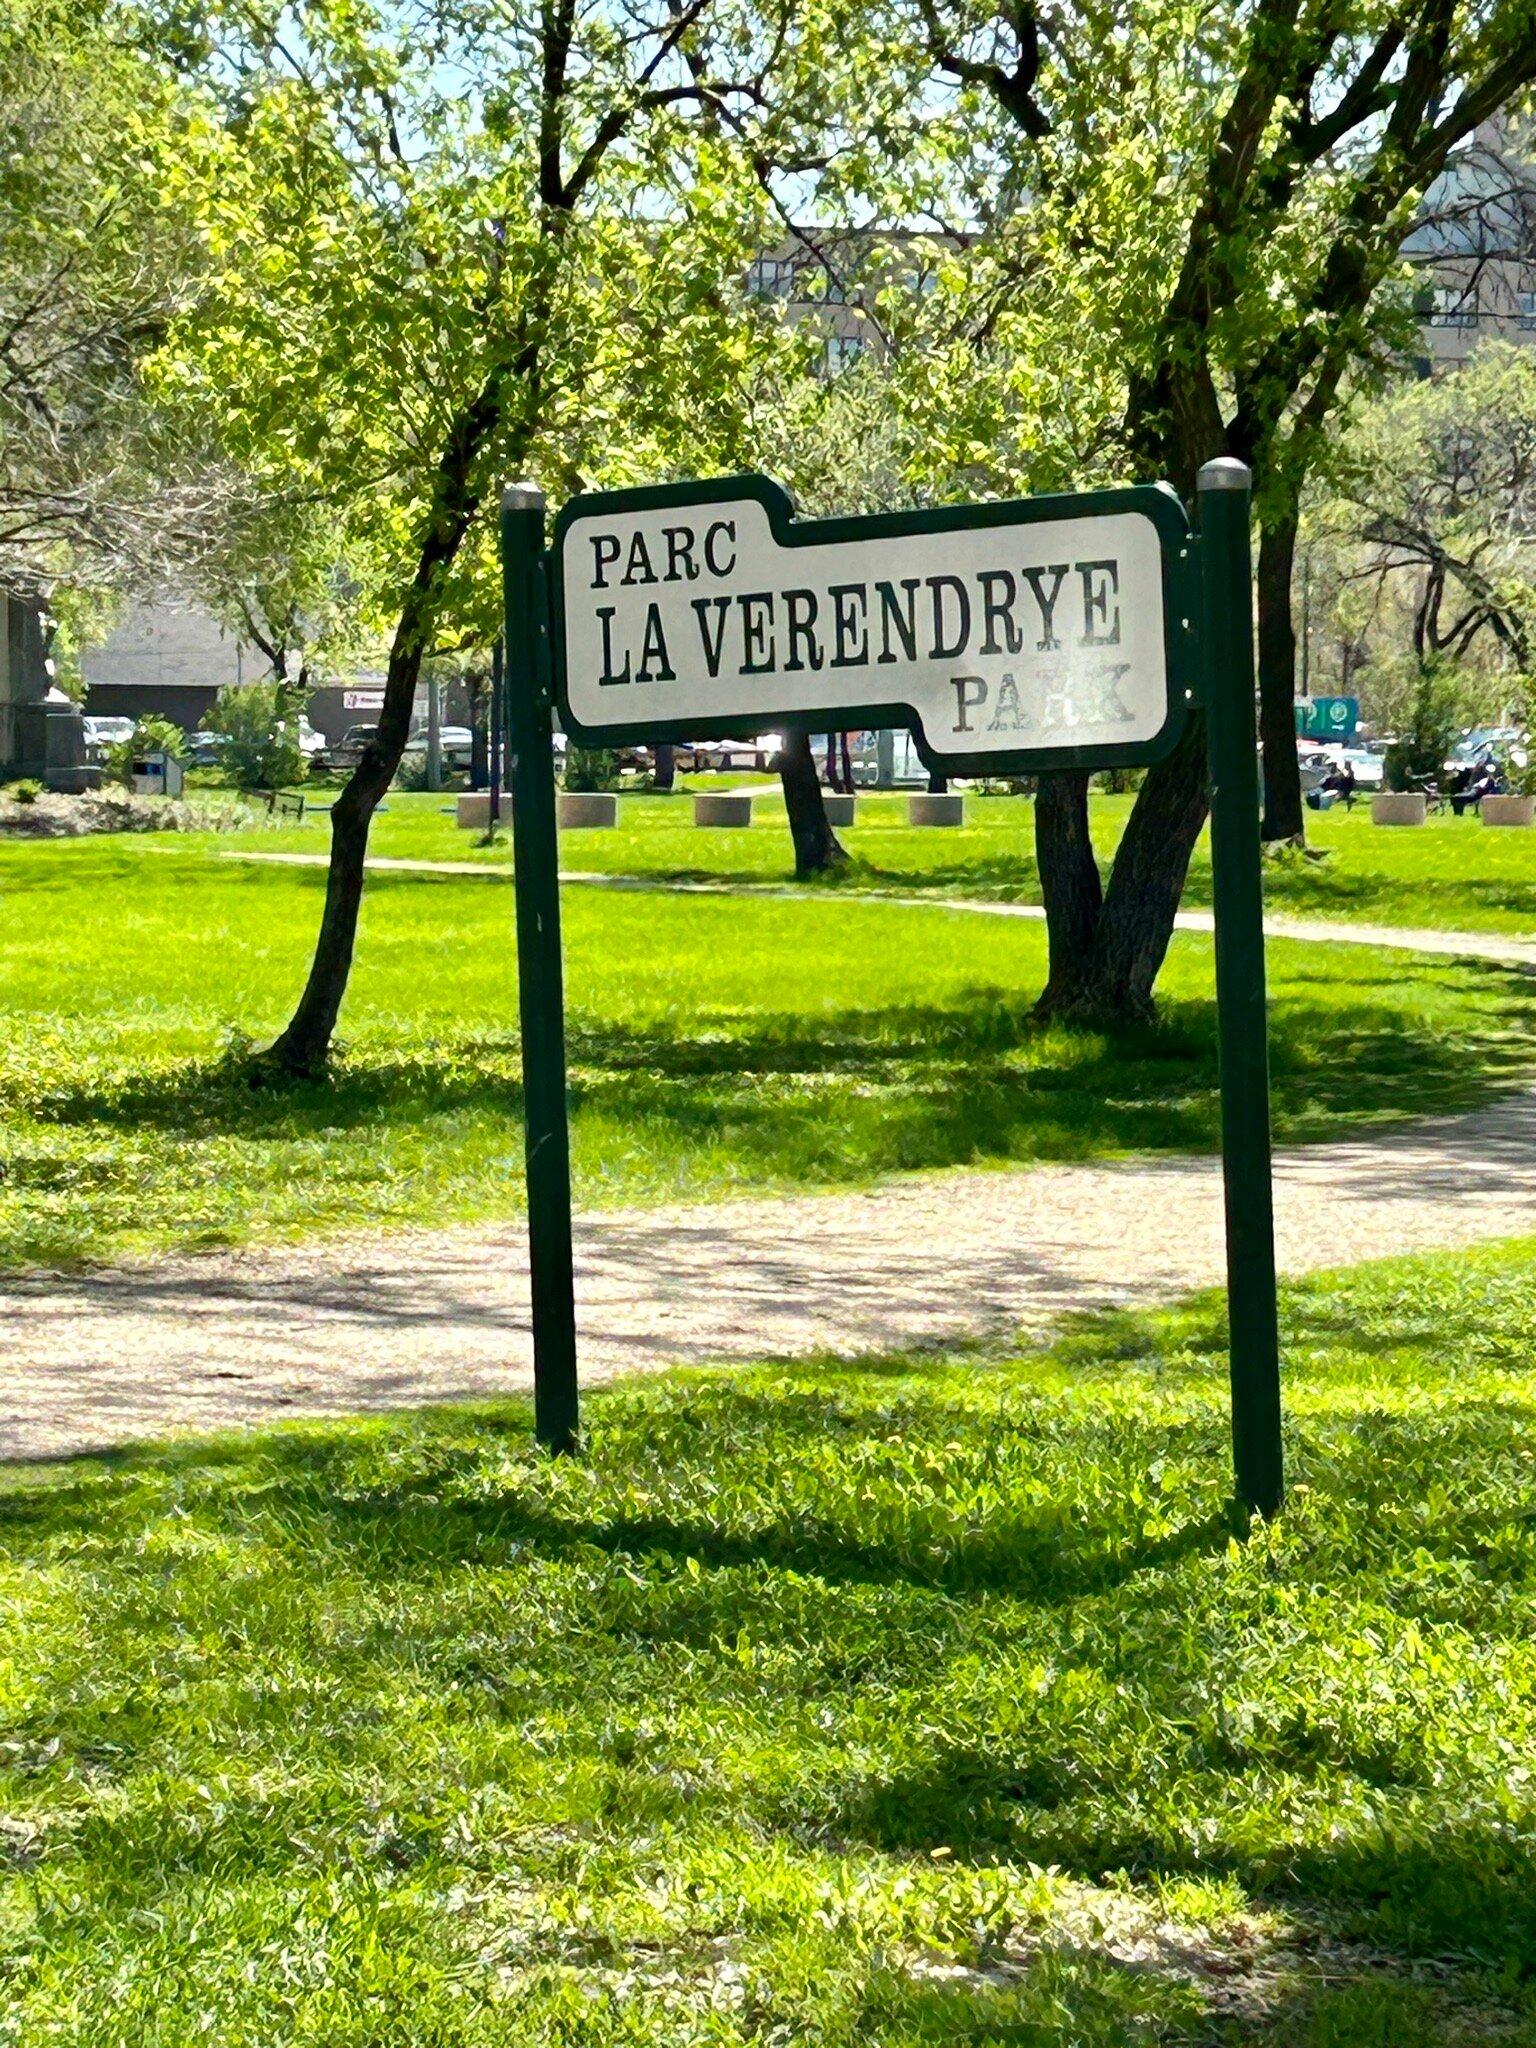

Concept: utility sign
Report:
left=551, top=476, right=1195, bottom=774
left=1295, top=694, right=1358, bottom=740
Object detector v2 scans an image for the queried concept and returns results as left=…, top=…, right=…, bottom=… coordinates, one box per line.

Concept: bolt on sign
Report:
left=552, top=477, right=1196, bottom=776
left=503, top=466, right=1283, bottom=1518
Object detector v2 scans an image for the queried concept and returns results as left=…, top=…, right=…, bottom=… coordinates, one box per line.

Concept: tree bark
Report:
left=778, top=729, right=847, bottom=876
left=265, top=364, right=516, bottom=1074
left=1033, top=770, right=1100, bottom=1013
left=1035, top=719, right=1211, bottom=1023
left=264, top=628, right=427, bottom=1074
left=1257, top=497, right=1305, bottom=842
left=653, top=741, right=675, bottom=791
left=1088, top=716, right=1211, bottom=1014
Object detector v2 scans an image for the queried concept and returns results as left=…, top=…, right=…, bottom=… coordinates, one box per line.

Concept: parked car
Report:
left=80, top=715, right=134, bottom=763
left=1340, top=742, right=1386, bottom=789
left=404, top=722, right=475, bottom=772
left=1446, top=726, right=1528, bottom=773
left=319, top=722, right=379, bottom=770
left=674, top=733, right=782, bottom=772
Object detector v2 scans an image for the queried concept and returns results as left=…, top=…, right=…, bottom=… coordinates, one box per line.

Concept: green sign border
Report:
left=548, top=472, right=1199, bottom=777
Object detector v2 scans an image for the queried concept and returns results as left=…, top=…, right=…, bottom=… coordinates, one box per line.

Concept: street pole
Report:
left=426, top=669, right=443, bottom=792
left=502, top=484, right=579, bottom=1452
left=1199, top=456, right=1283, bottom=1519
left=489, top=635, right=504, bottom=829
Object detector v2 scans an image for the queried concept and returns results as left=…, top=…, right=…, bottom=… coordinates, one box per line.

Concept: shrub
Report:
left=1383, top=662, right=1461, bottom=791
left=391, top=748, right=429, bottom=792
left=563, top=744, right=621, bottom=793
left=106, top=715, right=188, bottom=786
left=211, top=679, right=309, bottom=791
left=4, top=778, right=43, bottom=804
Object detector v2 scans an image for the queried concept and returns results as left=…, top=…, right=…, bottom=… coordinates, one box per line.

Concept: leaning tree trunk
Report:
left=265, top=368, right=514, bottom=1075
left=1257, top=496, right=1305, bottom=842
left=779, top=730, right=847, bottom=876
left=264, top=629, right=428, bottom=1075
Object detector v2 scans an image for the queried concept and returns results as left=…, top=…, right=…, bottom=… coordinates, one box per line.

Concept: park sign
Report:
left=551, top=476, right=1196, bottom=775
left=503, top=462, right=1283, bottom=1519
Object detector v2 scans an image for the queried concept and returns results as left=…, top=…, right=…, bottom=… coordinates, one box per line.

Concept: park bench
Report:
left=263, top=789, right=306, bottom=821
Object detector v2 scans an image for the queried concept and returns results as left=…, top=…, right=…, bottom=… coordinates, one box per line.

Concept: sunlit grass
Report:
left=2, top=837, right=1531, bottom=1266
left=3, top=1240, right=1535, bottom=2043
left=223, top=787, right=1536, bottom=937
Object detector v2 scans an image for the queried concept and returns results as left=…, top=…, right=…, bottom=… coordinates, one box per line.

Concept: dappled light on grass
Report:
left=2, top=1242, right=1536, bottom=2042
left=223, top=789, right=1536, bottom=938
left=0, top=837, right=1532, bottom=1266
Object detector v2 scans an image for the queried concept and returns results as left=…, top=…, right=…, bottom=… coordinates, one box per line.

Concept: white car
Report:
left=81, top=715, right=134, bottom=761
left=403, top=723, right=475, bottom=771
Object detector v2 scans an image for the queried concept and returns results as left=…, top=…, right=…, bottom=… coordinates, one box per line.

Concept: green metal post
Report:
left=501, top=483, right=579, bottom=1452
left=1198, top=457, right=1283, bottom=1518
left=489, top=635, right=504, bottom=828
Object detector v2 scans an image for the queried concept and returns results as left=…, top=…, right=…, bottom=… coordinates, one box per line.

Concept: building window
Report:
left=1518, top=288, right=1536, bottom=331
left=1427, top=283, right=1478, bottom=328
left=746, top=257, right=795, bottom=299
left=824, top=333, right=864, bottom=373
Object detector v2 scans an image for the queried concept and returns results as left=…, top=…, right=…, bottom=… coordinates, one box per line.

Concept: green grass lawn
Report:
left=226, top=787, right=1536, bottom=937
left=3, top=836, right=1532, bottom=1267
left=4, top=1240, right=1535, bottom=2044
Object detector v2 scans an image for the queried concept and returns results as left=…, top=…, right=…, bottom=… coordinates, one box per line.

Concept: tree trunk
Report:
left=265, top=357, right=518, bottom=1074
left=1257, top=497, right=1304, bottom=842
left=1089, top=715, right=1211, bottom=1013
left=1033, top=770, right=1100, bottom=1012
left=264, top=630, right=426, bottom=1074
left=653, top=741, right=675, bottom=792
left=779, top=729, right=847, bottom=876
left=1035, top=718, right=1211, bottom=1022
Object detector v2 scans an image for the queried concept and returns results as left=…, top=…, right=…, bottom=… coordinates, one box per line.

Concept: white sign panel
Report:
left=553, top=477, right=1189, bottom=769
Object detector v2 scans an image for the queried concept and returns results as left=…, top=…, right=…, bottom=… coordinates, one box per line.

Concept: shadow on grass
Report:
left=20, top=962, right=1536, bottom=1177
left=5, top=1250, right=1536, bottom=1981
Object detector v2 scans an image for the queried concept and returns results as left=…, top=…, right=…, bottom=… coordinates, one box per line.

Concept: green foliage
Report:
left=0, top=0, right=217, bottom=597
left=150, top=0, right=838, bottom=659
left=1383, top=663, right=1461, bottom=791
left=106, top=715, right=188, bottom=785
left=563, top=744, right=622, bottom=793
left=3, top=1240, right=1536, bottom=2041
left=210, top=679, right=308, bottom=791
left=1310, top=345, right=1536, bottom=709
left=3, top=778, right=42, bottom=804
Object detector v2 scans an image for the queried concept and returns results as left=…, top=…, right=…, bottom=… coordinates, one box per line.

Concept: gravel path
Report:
left=6, top=1092, right=1536, bottom=1463
left=219, top=849, right=1536, bottom=969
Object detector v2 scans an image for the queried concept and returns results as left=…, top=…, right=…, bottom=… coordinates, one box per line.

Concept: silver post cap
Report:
left=502, top=481, right=546, bottom=511
left=1196, top=456, right=1252, bottom=492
